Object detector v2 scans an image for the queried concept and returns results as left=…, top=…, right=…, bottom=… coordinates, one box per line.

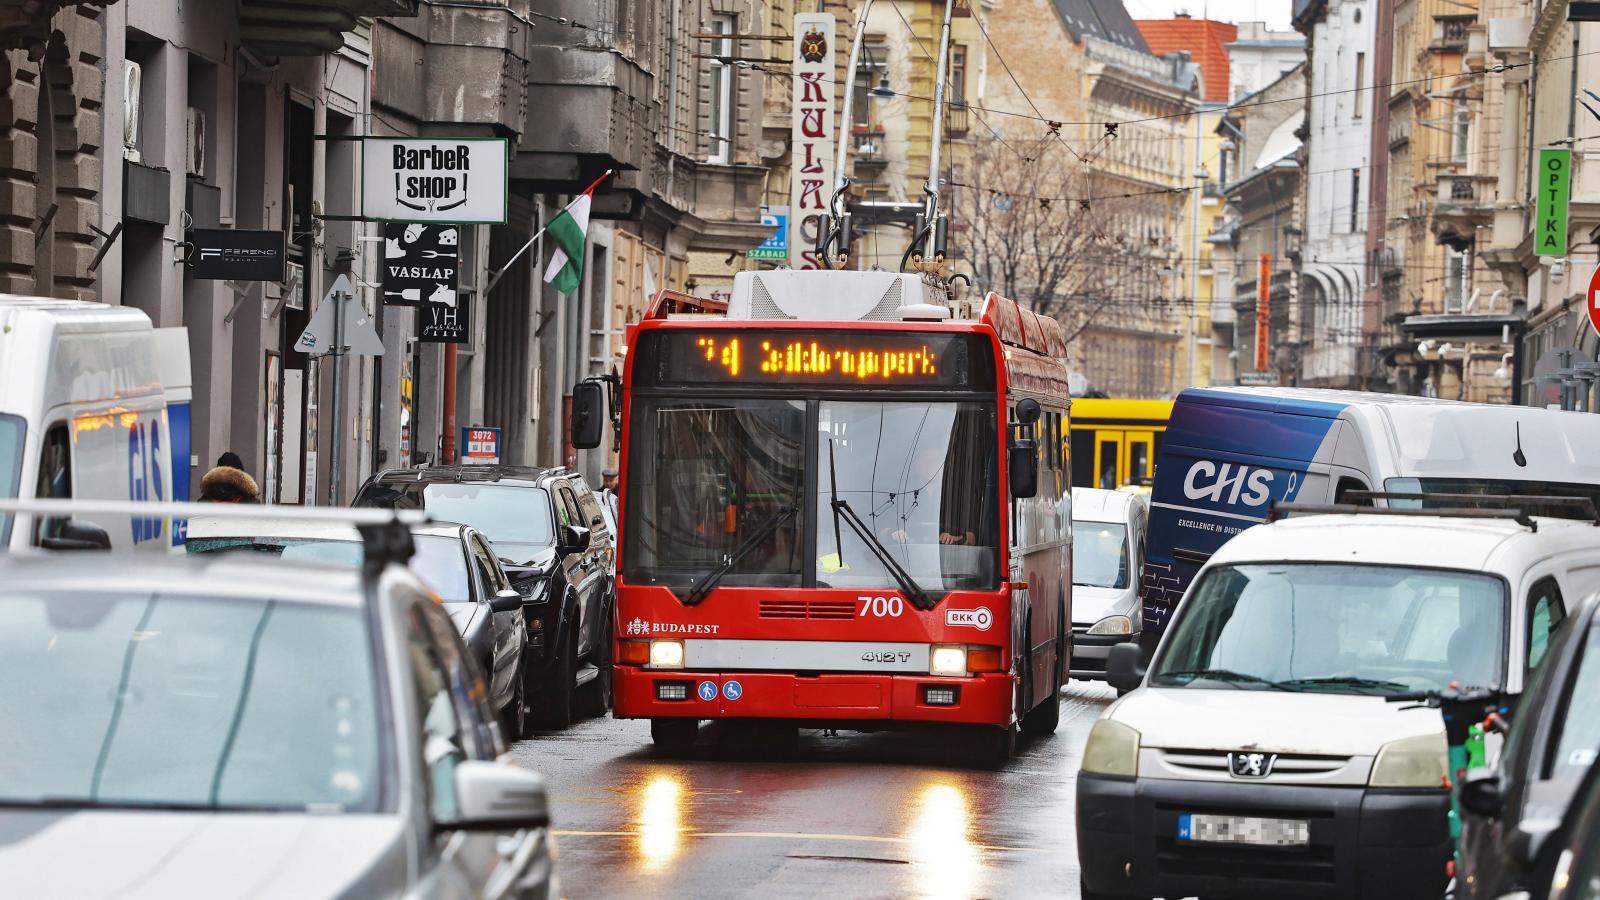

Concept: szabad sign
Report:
left=788, top=12, right=835, bottom=269
left=361, top=138, right=508, bottom=224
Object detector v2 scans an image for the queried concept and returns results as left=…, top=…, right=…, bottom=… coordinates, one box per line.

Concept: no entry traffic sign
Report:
left=1588, top=264, right=1600, bottom=339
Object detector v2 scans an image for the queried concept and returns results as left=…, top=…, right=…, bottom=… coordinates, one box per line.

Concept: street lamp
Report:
left=863, top=45, right=895, bottom=100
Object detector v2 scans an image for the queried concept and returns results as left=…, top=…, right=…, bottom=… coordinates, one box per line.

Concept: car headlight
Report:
left=648, top=639, right=685, bottom=669
left=1369, top=733, right=1448, bottom=788
left=929, top=644, right=967, bottom=675
left=1083, top=718, right=1140, bottom=777
left=1087, top=615, right=1133, bottom=636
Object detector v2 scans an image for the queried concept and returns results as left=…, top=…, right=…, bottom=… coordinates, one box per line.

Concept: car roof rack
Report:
left=1347, top=491, right=1600, bottom=525
left=1267, top=502, right=1537, bottom=530
left=0, top=499, right=430, bottom=573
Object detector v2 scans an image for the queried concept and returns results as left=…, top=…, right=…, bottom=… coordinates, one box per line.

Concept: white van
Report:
left=1080, top=507, right=1600, bottom=900
left=0, top=297, right=189, bottom=550
left=1070, top=487, right=1147, bottom=682
left=1142, top=387, right=1600, bottom=647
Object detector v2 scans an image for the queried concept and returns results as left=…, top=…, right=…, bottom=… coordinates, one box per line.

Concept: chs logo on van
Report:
left=1181, top=461, right=1276, bottom=508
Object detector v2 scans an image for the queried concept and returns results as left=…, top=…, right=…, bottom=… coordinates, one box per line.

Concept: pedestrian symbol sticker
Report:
left=722, top=680, right=743, bottom=701
left=697, top=681, right=718, bottom=702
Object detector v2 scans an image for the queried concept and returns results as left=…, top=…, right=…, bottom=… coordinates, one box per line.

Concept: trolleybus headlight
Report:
left=1369, top=733, right=1449, bottom=788
left=929, top=644, right=968, bottom=675
left=1088, top=615, right=1133, bottom=636
left=649, top=639, right=686, bottom=669
left=1082, top=719, right=1140, bottom=778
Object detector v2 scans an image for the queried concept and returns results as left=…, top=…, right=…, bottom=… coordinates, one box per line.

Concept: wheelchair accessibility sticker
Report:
left=722, top=680, right=744, bottom=701
left=697, top=681, right=718, bottom=702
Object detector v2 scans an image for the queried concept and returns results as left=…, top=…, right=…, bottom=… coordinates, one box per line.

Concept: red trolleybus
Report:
left=581, top=269, right=1072, bottom=766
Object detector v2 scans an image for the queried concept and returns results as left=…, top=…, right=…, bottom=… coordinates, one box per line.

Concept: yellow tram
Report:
left=1067, top=398, right=1173, bottom=490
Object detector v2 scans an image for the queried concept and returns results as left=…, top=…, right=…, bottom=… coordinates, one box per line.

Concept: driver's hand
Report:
left=939, top=532, right=960, bottom=545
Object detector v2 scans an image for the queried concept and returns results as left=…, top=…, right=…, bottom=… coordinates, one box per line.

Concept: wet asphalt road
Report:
left=510, top=681, right=1117, bottom=899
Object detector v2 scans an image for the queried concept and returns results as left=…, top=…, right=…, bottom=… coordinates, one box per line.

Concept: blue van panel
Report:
left=1139, top=390, right=1349, bottom=642
left=168, top=401, right=191, bottom=546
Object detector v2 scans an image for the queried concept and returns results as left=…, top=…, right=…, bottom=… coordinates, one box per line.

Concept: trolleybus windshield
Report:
left=624, top=329, right=1001, bottom=597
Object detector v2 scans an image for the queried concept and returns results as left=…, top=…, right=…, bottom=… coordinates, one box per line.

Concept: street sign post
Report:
left=294, top=274, right=383, bottom=505
left=1255, top=254, right=1272, bottom=372
left=1586, top=264, right=1600, bottom=340
left=1536, top=148, right=1572, bottom=257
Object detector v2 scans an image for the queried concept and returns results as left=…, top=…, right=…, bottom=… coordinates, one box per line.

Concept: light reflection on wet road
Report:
left=511, top=681, right=1116, bottom=899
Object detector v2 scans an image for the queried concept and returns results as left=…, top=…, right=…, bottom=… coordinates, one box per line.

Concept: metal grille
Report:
left=759, top=599, right=857, bottom=619
left=748, top=275, right=795, bottom=320
left=861, top=278, right=904, bottom=321
left=1158, top=749, right=1351, bottom=780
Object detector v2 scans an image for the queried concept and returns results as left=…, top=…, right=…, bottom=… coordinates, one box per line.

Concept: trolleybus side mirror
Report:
left=1009, top=439, right=1039, bottom=499
left=571, top=381, right=605, bottom=450
left=1107, top=642, right=1147, bottom=693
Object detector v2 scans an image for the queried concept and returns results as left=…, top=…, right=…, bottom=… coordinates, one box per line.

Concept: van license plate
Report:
left=1177, top=814, right=1309, bottom=847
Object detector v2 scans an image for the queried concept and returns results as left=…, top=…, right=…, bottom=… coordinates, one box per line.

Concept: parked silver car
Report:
left=0, top=505, right=556, bottom=899
left=186, top=516, right=532, bottom=738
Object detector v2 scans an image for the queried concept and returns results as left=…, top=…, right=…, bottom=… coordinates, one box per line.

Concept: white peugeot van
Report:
left=1077, top=505, right=1600, bottom=900
left=0, top=297, right=189, bottom=551
left=1071, top=487, right=1148, bottom=682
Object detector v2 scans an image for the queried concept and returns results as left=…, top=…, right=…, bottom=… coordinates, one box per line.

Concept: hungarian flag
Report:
left=543, top=171, right=609, bottom=295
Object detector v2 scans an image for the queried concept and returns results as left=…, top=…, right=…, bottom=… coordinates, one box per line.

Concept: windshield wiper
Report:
left=682, top=504, right=799, bottom=607
left=1275, top=676, right=1412, bottom=694
left=823, top=438, right=933, bottom=610
left=13, top=797, right=272, bottom=813
left=1155, top=668, right=1288, bottom=690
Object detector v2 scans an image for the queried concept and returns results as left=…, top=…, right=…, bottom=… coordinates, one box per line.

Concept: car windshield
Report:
left=0, top=414, right=23, bottom=545
left=1152, top=564, right=1506, bottom=694
left=0, top=590, right=383, bottom=812
left=1073, top=522, right=1130, bottom=589
left=186, top=533, right=471, bottom=602
left=815, top=401, right=999, bottom=591
left=625, top=399, right=806, bottom=589
left=356, top=482, right=553, bottom=563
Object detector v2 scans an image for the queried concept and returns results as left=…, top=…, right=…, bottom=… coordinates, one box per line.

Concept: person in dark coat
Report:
left=199, top=465, right=259, bottom=503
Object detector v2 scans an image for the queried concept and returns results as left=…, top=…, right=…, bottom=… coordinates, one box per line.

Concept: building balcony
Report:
left=240, top=0, right=419, bottom=57
left=1433, top=174, right=1492, bottom=248
left=946, top=102, right=971, bottom=137
left=1430, top=16, right=1473, bottom=52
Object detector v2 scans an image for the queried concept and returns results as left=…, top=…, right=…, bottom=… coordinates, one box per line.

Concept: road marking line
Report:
left=551, top=829, right=1043, bottom=853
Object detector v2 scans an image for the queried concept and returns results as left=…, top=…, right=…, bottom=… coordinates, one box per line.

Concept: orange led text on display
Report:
left=694, top=336, right=938, bottom=380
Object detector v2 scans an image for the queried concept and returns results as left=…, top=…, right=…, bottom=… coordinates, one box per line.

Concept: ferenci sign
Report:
left=788, top=12, right=836, bottom=269
left=360, top=137, right=509, bottom=224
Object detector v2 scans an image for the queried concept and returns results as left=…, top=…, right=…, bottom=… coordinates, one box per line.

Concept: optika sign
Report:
left=362, top=138, right=508, bottom=224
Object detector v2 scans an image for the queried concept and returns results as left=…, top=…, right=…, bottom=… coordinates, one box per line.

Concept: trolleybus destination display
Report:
left=640, top=330, right=993, bottom=388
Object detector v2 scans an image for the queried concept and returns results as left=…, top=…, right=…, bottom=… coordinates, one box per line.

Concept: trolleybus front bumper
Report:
left=614, top=666, right=1015, bottom=725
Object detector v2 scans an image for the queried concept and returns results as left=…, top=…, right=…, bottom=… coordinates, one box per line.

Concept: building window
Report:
left=1350, top=170, right=1361, bottom=233
left=949, top=44, right=966, bottom=106
left=1444, top=248, right=1467, bottom=311
left=1451, top=95, right=1469, bottom=162
left=707, top=13, right=735, bottom=164
left=1354, top=52, right=1365, bottom=119
left=853, top=39, right=887, bottom=133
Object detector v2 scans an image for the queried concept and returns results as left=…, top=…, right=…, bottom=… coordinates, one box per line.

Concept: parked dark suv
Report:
left=354, top=465, right=617, bottom=730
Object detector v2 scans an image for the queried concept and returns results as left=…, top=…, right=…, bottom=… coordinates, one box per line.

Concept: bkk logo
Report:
left=1181, top=460, right=1274, bottom=507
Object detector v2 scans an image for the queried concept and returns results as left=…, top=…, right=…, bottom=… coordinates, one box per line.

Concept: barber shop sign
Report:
left=361, top=137, right=508, bottom=225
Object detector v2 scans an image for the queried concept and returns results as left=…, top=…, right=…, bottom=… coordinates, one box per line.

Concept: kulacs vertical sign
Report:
left=788, top=12, right=836, bottom=270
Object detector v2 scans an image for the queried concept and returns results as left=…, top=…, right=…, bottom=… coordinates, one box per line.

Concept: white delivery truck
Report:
left=0, top=296, right=191, bottom=551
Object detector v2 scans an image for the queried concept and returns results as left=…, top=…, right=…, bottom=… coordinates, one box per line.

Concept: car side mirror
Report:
left=571, top=382, right=605, bottom=450
left=39, top=518, right=113, bottom=551
left=491, top=589, right=523, bottom=613
left=1009, top=440, right=1039, bottom=499
left=1458, top=768, right=1503, bottom=819
left=1107, top=642, right=1147, bottom=693
left=559, top=525, right=591, bottom=554
left=445, top=759, right=550, bottom=830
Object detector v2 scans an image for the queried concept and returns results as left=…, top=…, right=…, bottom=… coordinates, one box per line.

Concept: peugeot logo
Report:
left=1228, top=751, right=1276, bottom=779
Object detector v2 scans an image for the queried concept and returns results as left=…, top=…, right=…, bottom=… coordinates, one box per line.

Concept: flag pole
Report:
left=483, top=169, right=612, bottom=294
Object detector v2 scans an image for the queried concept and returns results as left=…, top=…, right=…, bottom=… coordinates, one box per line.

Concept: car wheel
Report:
left=532, top=627, right=577, bottom=730
left=651, top=718, right=699, bottom=756
left=503, top=663, right=528, bottom=742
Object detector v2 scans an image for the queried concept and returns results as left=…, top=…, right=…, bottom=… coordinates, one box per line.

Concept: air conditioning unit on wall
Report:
left=123, top=60, right=142, bottom=163
left=186, top=107, right=206, bottom=179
